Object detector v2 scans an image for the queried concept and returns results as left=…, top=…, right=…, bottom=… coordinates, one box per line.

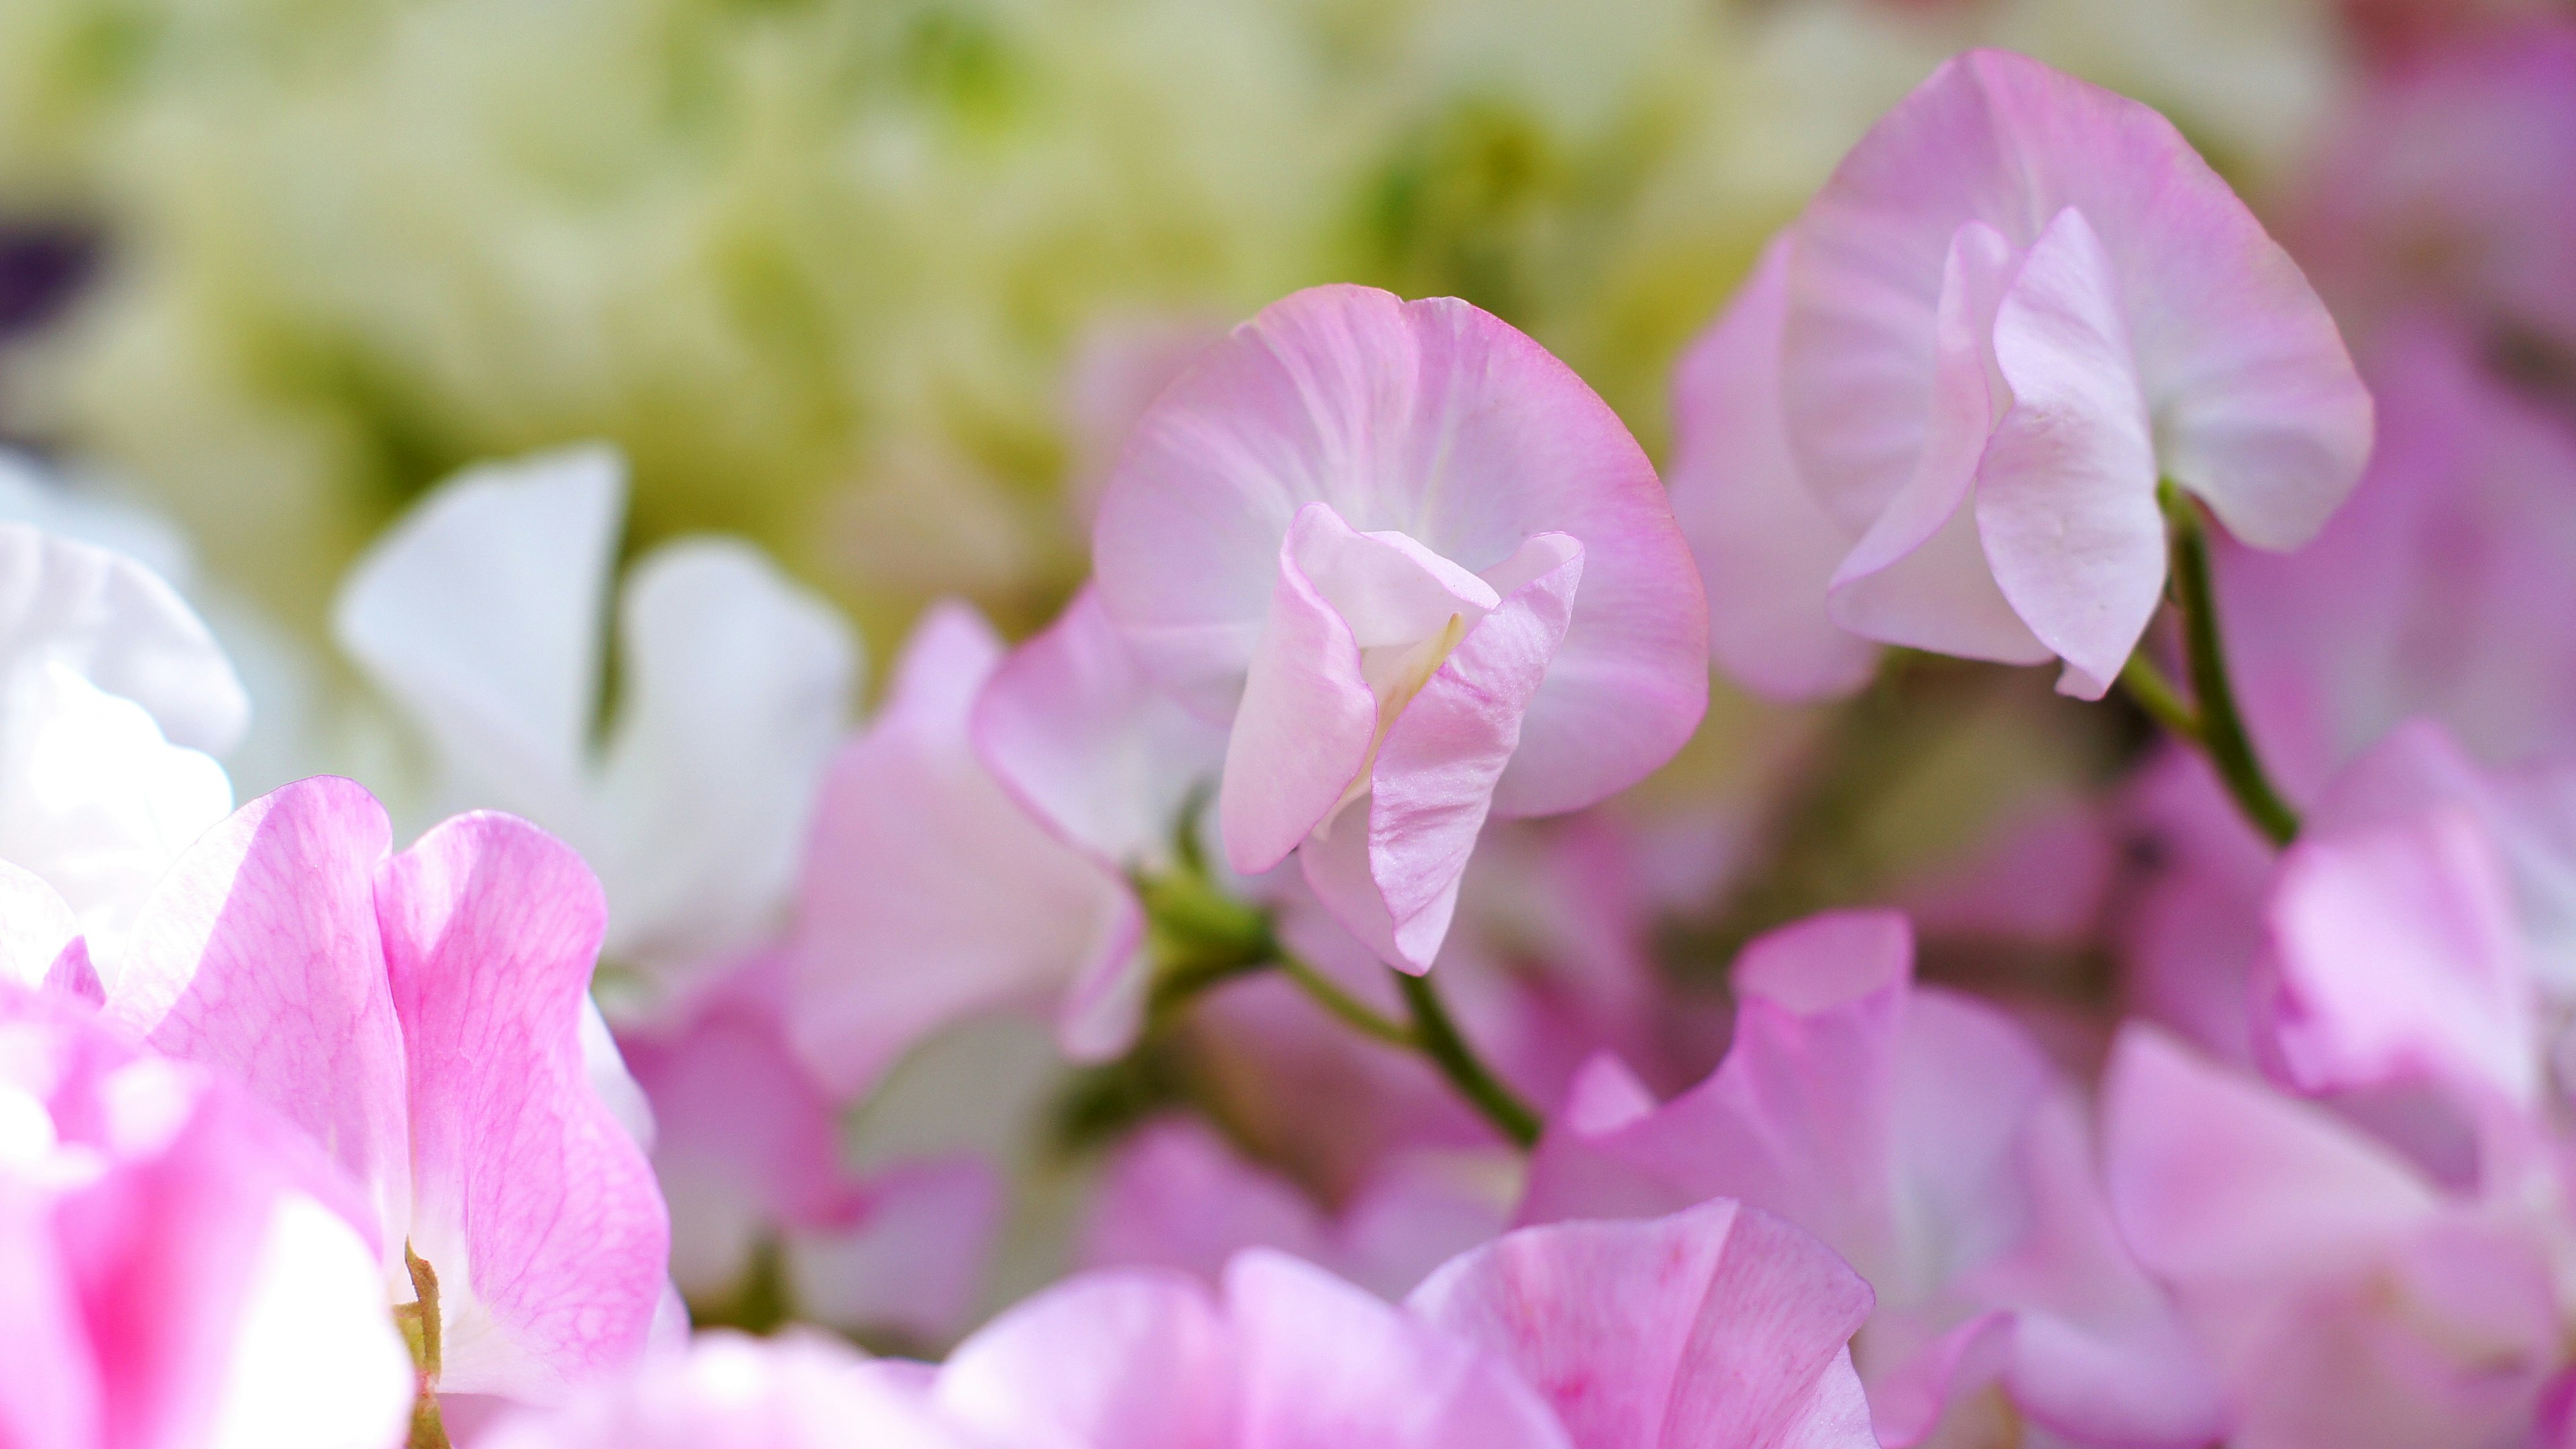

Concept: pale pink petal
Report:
left=1093, top=284, right=1706, bottom=820
left=788, top=602, right=1145, bottom=1098
left=934, top=1267, right=1236, bottom=1449
left=1408, top=1199, right=1878, bottom=1449
left=785, top=1159, right=1001, bottom=1346
left=478, top=1331, right=975, bottom=1449
left=1667, top=235, right=1877, bottom=703
left=0, top=858, right=93, bottom=1000
left=1227, top=1248, right=1574, bottom=1449
left=1976, top=206, right=2165, bottom=699
left=102, top=777, right=413, bottom=1251
left=971, top=585, right=1226, bottom=871
left=1082, top=1116, right=1338, bottom=1286
left=0, top=523, right=250, bottom=755
left=2263, top=806, right=2538, bottom=1108
left=377, top=811, right=667, bottom=1401
left=1305, top=535, right=1584, bottom=971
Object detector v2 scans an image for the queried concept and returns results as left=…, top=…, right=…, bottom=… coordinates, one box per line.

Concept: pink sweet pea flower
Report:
left=1523, top=910, right=2220, bottom=1447
left=1780, top=48, right=2371, bottom=698
left=619, top=951, right=1000, bottom=1343
left=0, top=984, right=414, bottom=1449
left=786, top=600, right=1150, bottom=1101
left=1093, top=284, right=1708, bottom=971
left=78, top=776, right=668, bottom=1405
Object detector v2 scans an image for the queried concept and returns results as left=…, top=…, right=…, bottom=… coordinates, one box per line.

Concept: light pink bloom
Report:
left=1082, top=1115, right=1512, bottom=1301
left=1523, top=910, right=2219, bottom=1446
left=0, top=984, right=414, bottom=1449
left=2217, top=322, right=2576, bottom=800
left=620, top=952, right=999, bottom=1342
left=85, top=776, right=668, bottom=1405
left=1781, top=48, right=2371, bottom=698
left=788, top=601, right=1148, bottom=1100
left=1668, top=236, right=1880, bottom=702
left=478, top=1331, right=973, bottom=1449
left=1093, top=284, right=1707, bottom=970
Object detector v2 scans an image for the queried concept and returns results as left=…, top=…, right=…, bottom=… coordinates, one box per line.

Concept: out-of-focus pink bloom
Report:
left=786, top=601, right=1148, bottom=1101
left=0, top=984, right=414, bottom=1449
left=1668, top=237, right=1880, bottom=703
left=2291, top=19, right=2576, bottom=356
left=1059, top=314, right=1230, bottom=531
left=1523, top=911, right=2220, bottom=1447
left=2114, top=747, right=2279, bottom=1068
left=1082, top=1116, right=1513, bottom=1301
left=620, top=953, right=999, bottom=1343
left=2218, top=323, right=2576, bottom=799
left=1093, top=284, right=1708, bottom=970
left=478, top=1332, right=972, bottom=1449
left=1780, top=48, right=2371, bottom=698
left=80, top=777, right=667, bottom=1405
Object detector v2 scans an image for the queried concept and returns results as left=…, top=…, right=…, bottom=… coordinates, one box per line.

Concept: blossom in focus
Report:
left=1523, top=910, right=2221, bottom=1446
left=1093, top=283, right=1708, bottom=970
left=2106, top=799, right=2576, bottom=1446
left=333, top=445, right=858, bottom=1016
left=0, top=983, right=413, bottom=1449
left=0, top=522, right=246, bottom=951
left=787, top=599, right=1164, bottom=1100
left=73, top=776, right=669, bottom=1405
left=1774, top=48, right=2371, bottom=698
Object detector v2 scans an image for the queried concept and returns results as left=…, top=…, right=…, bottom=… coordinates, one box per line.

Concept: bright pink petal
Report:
left=1227, top=1248, right=1574, bottom=1449
left=1667, top=236, right=1877, bottom=702
left=1093, top=284, right=1706, bottom=820
left=1409, top=1199, right=1878, bottom=1449
left=934, top=1267, right=1236, bottom=1449
left=971, top=584, right=1226, bottom=871
left=788, top=602, right=1145, bottom=1098
left=1976, top=206, right=2165, bottom=699
left=2263, top=806, right=2538, bottom=1108
left=102, top=777, right=413, bottom=1252
left=378, top=811, right=667, bottom=1401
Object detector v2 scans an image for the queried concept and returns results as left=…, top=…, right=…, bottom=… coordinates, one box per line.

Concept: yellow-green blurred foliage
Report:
left=0, top=0, right=2344, bottom=647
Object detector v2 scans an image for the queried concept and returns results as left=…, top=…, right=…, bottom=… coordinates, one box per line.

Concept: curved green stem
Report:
left=1394, top=970, right=1542, bottom=1149
left=1278, top=954, right=1415, bottom=1048
left=2143, top=482, right=2300, bottom=847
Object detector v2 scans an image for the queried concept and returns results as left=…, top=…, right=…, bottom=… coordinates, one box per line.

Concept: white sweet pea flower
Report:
left=0, top=521, right=249, bottom=961
left=332, top=444, right=859, bottom=1019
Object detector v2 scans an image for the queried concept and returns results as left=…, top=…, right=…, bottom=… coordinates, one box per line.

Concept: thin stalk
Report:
left=1394, top=970, right=1542, bottom=1149
left=2158, top=482, right=2300, bottom=846
left=2114, top=651, right=2200, bottom=745
left=1278, top=954, right=1415, bottom=1048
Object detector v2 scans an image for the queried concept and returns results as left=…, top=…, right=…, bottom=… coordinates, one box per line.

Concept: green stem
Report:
left=1279, top=954, right=1415, bottom=1048
left=1394, top=970, right=1542, bottom=1149
left=2157, top=482, right=2300, bottom=847
left=2115, top=651, right=2200, bottom=745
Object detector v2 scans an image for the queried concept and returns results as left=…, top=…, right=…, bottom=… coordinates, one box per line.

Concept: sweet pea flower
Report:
left=52, top=775, right=672, bottom=1406
left=788, top=599, right=1166, bottom=1100
left=0, top=983, right=414, bottom=1449
left=478, top=1332, right=973, bottom=1449
left=1522, top=911, right=2220, bottom=1447
left=333, top=445, right=857, bottom=1015
left=2106, top=798, right=2576, bottom=1446
left=619, top=951, right=1000, bottom=1342
left=0, top=523, right=248, bottom=955
left=1776, top=48, right=2371, bottom=698
left=1093, top=284, right=1708, bottom=970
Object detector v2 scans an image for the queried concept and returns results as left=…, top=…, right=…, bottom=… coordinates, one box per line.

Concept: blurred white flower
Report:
left=333, top=443, right=859, bottom=1017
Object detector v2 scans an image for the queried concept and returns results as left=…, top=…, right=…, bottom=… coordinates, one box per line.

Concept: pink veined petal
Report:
left=788, top=602, right=1145, bottom=1099
left=1976, top=206, right=2166, bottom=700
left=1668, top=235, right=1877, bottom=703
left=2263, top=806, right=2538, bottom=1109
left=1407, top=1199, right=1879, bottom=1449
left=377, top=811, right=668, bottom=1401
left=2101, top=1026, right=2440, bottom=1293
left=971, top=584, right=1226, bottom=871
left=1093, top=284, right=1705, bottom=821
left=1786, top=49, right=2367, bottom=556
left=1220, top=505, right=1417, bottom=875
left=101, top=776, right=413, bottom=1256
left=1821, top=221, right=2051, bottom=667
left=1303, top=534, right=1584, bottom=972
left=1226, top=1248, right=1574, bottom=1449
left=933, top=1267, right=1237, bottom=1449
left=0, top=859, right=95, bottom=1001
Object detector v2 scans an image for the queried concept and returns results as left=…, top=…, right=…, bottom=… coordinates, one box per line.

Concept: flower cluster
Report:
left=5, top=21, right=2576, bottom=1449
